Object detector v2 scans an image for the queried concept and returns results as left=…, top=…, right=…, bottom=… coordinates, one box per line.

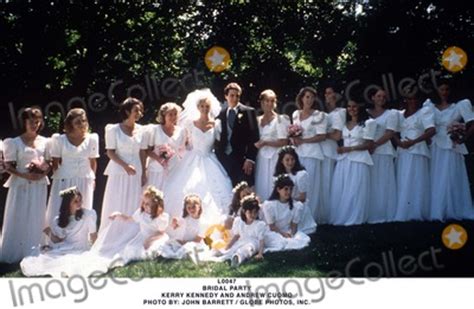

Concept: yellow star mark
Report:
left=442, top=224, right=468, bottom=250
left=205, top=46, right=231, bottom=73
left=442, top=46, right=468, bottom=73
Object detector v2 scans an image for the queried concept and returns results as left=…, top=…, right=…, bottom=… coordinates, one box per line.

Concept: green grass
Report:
left=1, top=220, right=473, bottom=278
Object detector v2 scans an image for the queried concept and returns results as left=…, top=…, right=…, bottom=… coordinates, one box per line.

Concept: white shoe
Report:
left=230, top=254, right=240, bottom=268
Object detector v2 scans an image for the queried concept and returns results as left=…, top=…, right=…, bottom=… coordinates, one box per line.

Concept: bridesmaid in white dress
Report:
left=424, top=81, right=474, bottom=220
left=329, top=100, right=376, bottom=226
left=367, top=89, right=398, bottom=223
left=0, top=107, right=50, bottom=263
left=21, top=187, right=98, bottom=277
left=161, top=194, right=208, bottom=260
left=320, top=90, right=346, bottom=223
left=291, top=87, right=327, bottom=222
left=394, top=94, right=435, bottom=221
left=163, top=89, right=233, bottom=224
left=254, top=89, right=290, bottom=201
left=147, top=103, right=187, bottom=190
left=262, top=175, right=311, bottom=251
left=220, top=196, right=266, bottom=267
left=93, top=186, right=170, bottom=267
left=45, top=108, right=99, bottom=227
left=100, top=97, right=148, bottom=232
left=273, top=146, right=316, bottom=234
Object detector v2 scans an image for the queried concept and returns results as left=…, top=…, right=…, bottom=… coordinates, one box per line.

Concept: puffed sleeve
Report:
left=147, top=124, right=156, bottom=147
left=296, top=171, right=309, bottom=194
left=256, top=221, right=267, bottom=241
left=104, top=124, right=117, bottom=150
left=132, top=208, right=142, bottom=222
left=314, top=112, right=328, bottom=135
left=291, top=201, right=303, bottom=224
left=420, top=106, right=435, bottom=130
left=139, top=125, right=149, bottom=150
left=3, top=138, right=17, bottom=162
left=84, top=209, right=97, bottom=234
left=277, top=115, right=290, bottom=139
left=331, top=109, right=345, bottom=131
left=155, top=213, right=169, bottom=232
left=457, top=99, right=474, bottom=123
left=50, top=217, right=67, bottom=239
left=49, top=133, right=62, bottom=158
left=292, top=110, right=299, bottom=123
left=88, top=133, right=100, bottom=158
left=261, top=201, right=275, bottom=225
left=386, top=110, right=399, bottom=131
left=231, top=217, right=243, bottom=236
left=394, top=110, right=403, bottom=133
left=363, top=119, right=377, bottom=141
left=422, top=98, right=434, bottom=109
left=214, top=119, right=222, bottom=141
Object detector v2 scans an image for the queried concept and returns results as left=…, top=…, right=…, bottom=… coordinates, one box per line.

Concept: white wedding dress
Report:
left=163, top=121, right=233, bottom=226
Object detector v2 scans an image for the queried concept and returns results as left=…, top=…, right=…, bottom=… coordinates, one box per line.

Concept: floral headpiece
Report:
left=232, top=181, right=249, bottom=194
left=59, top=186, right=79, bottom=197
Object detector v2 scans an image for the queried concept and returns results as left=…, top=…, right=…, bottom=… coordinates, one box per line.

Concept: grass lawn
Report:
left=1, top=220, right=472, bottom=278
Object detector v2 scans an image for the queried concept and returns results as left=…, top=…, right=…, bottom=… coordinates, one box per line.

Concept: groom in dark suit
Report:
left=216, top=82, right=259, bottom=186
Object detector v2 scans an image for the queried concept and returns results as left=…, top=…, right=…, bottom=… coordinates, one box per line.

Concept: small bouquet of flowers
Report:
left=287, top=124, right=303, bottom=145
left=155, top=144, right=176, bottom=168
left=25, top=156, right=49, bottom=174
left=447, top=122, right=466, bottom=145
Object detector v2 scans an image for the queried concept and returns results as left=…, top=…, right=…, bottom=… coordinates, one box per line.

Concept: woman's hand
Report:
left=124, top=164, right=137, bottom=175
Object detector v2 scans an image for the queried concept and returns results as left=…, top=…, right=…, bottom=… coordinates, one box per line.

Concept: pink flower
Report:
left=25, top=156, right=49, bottom=174
left=447, top=122, right=466, bottom=145
left=288, top=124, right=303, bottom=137
left=155, top=144, right=176, bottom=168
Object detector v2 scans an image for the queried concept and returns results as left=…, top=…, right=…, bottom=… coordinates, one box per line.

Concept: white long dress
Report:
left=162, top=121, right=232, bottom=226
left=255, top=115, right=290, bottom=200
left=59, top=209, right=170, bottom=277
left=217, top=217, right=267, bottom=262
left=161, top=216, right=209, bottom=260
left=261, top=200, right=310, bottom=251
left=368, top=110, right=398, bottom=223
left=395, top=107, right=434, bottom=221
left=319, top=108, right=346, bottom=223
left=146, top=124, right=187, bottom=190
left=100, top=123, right=148, bottom=232
left=424, top=99, right=474, bottom=220
left=93, top=209, right=170, bottom=264
left=20, top=209, right=97, bottom=277
left=288, top=171, right=317, bottom=234
left=45, top=133, right=99, bottom=227
left=329, top=119, right=376, bottom=226
left=292, top=110, right=327, bottom=222
left=0, top=136, right=49, bottom=263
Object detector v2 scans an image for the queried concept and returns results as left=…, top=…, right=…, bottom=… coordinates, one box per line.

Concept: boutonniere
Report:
left=237, top=113, right=244, bottom=120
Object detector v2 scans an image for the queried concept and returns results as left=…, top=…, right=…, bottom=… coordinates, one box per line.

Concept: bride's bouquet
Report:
left=155, top=144, right=176, bottom=168
left=25, top=156, right=49, bottom=174
left=447, top=122, right=466, bottom=145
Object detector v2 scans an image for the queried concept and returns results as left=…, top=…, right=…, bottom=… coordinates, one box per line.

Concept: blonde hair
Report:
left=64, top=108, right=88, bottom=133
left=142, top=185, right=164, bottom=219
left=259, top=89, right=278, bottom=109
left=156, top=102, right=182, bottom=124
left=182, top=193, right=203, bottom=218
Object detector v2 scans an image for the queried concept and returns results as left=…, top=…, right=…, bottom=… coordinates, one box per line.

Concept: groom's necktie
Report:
left=228, top=108, right=237, bottom=129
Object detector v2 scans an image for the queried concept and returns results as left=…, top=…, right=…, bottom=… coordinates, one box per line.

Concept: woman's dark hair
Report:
left=57, top=187, right=83, bottom=228
left=21, top=107, right=44, bottom=133
left=345, top=99, right=370, bottom=127
left=240, top=195, right=260, bottom=223
left=295, top=86, right=318, bottom=110
left=268, top=174, right=295, bottom=210
left=431, top=78, right=451, bottom=105
left=182, top=193, right=203, bottom=218
left=119, top=97, right=144, bottom=121
left=274, top=146, right=305, bottom=176
left=229, top=181, right=250, bottom=216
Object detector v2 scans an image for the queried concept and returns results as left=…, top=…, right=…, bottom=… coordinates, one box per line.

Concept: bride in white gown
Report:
left=163, top=89, right=233, bottom=226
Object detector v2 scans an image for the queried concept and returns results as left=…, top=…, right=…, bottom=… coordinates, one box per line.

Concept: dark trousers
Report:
left=217, top=152, right=255, bottom=187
